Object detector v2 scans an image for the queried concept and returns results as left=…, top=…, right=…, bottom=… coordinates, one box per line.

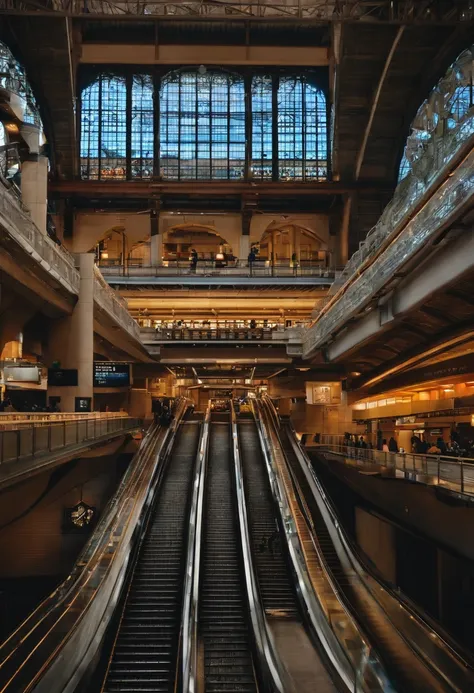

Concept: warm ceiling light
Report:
left=5, top=122, right=18, bottom=133
left=297, top=367, right=310, bottom=372
left=350, top=371, right=361, bottom=377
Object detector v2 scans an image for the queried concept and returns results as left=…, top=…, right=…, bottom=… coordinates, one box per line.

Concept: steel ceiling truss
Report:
left=0, top=0, right=472, bottom=22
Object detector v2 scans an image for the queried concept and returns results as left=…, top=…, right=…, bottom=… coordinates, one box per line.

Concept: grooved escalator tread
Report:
left=201, top=422, right=258, bottom=693
left=239, top=420, right=299, bottom=618
left=102, top=422, right=199, bottom=693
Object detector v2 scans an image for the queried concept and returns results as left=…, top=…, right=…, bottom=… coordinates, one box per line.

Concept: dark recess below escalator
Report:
left=310, top=452, right=474, bottom=653
left=200, top=421, right=258, bottom=693
left=99, top=421, right=200, bottom=693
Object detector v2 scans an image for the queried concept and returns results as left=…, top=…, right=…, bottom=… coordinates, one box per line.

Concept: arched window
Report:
left=398, top=46, right=474, bottom=182
left=0, top=41, right=41, bottom=127
left=278, top=77, right=328, bottom=181
left=81, top=75, right=127, bottom=180
left=159, top=70, right=246, bottom=180
left=251, top=76, right=273, bottom=180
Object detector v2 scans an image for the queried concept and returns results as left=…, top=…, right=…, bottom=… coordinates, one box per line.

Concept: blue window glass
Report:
left=251, top=76, right=273, bottom=180
left=160, top=70, right=245, bottom=180
left=278, top=76, right=328, bottom=181
left=131, top=74, right=154, bottom=179
left=81, top=75, right=127, bottom=180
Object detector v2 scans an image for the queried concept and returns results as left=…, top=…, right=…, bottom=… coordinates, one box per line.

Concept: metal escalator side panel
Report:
left=231, top=405, right=296, bottom=693
left=181, top=404, right=211, bottom=693
left=101, top=420, right=201, bottom=693
left=0, top=409, right=189, bottom=693
left=285, top=423, right=474, bottom=693
left=252, top=399, right=393, bottom=693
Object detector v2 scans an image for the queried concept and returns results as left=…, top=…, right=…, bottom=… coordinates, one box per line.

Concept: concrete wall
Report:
left=318, top=456, right=474, bottom=562
left=0, top=451, right=126, bottom=578
left=355, top=506, right=397, bottom=583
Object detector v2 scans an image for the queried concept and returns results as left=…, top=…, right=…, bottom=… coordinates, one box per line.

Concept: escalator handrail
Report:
left=231, top=403, right=296, bottom=693
left=283, top=417, right=474, bottom=688
left=254, top=398, right=394, bottom=693
left=181, top=402, right=211, bottom=693
left=0, top=399, right=190, bottom=693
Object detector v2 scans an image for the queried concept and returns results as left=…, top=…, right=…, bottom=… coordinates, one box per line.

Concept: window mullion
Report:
left=126, top=74, right=132, bottom=180
left=272, top=75, right=278, bottom=181
left=98, top=75, right=102, bottom=180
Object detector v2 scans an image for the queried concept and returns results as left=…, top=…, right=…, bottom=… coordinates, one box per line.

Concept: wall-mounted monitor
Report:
left=94, top=362, right=130, bottom=388
left=48, top=369, right=78, bottom=387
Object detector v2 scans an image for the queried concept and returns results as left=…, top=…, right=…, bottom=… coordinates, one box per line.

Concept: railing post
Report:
left=461, top=458, right=464, bottom=494
left=63, top=421, right=66, bottom=448
left=48, top=424, right=52, bottom=451
left=438, top=457, right=440, bottom=485
left=33, top=425, right=36, bottom=457
left=17, top=429, right=21, bottom=462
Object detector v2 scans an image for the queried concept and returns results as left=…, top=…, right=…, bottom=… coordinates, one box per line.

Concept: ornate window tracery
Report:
left=80, top=67, right=329, bottom=182
left=398, top=45, right=474, bottom=182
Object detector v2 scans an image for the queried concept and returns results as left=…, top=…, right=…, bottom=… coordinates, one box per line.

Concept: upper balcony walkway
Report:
left=0, top=413, right=142, bottom=490
left=302, top=106, right=474, bottom=361
left=0, top=181, right=143, bottom=350
left=100, top=261, right=337, bottom=287
left=319, top=443, right=474, bottom=500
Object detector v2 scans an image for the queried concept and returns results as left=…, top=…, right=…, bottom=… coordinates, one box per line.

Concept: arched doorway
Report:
left=163, top=224, right=234, bottom=263
left=259, top=221, right=329, bottom=266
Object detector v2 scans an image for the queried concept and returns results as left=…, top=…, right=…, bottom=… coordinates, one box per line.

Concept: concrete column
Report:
left=339, top=195, right=352, bottom=265
left=239, top=234, right=250, bottom=261
left=150, top=207, right=163, bottom=266
left=240, top=209, right=252, bottom=261
left=21, top=155, right=48, bottom=235
left=47, top=253, right=94, bottom=411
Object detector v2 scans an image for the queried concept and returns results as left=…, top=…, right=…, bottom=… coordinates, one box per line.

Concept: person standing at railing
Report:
left=388, top=437, right=398, bottom=453
left=382, top=439, right=389, bottom=452
left=189, top=248, right=198, bottom=274
left=291, top=251, right=299, bottom=276
left=248, top=247, right=256, bottom=275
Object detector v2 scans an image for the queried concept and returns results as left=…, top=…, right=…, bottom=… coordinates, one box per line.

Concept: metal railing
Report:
left=99, top=260, right=336, bottom=280
left=0, top=415, right=142, bottom=467
left=144, top=326, right=291, bottom=342
left=303, top=135, right=474, bottom=356
left=0, top=180, right=80, bottom=294
left=329, top=111, right=474, bottom=301
left=93, top=264, right=141, bottom=341
left=323, top=444, right=474, bottom=496
left=0, top=411, right=129, bottom=426
left=0, top=399, right=190, bottom=693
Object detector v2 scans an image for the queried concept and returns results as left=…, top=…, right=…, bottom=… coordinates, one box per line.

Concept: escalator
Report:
left=101, top=420, right=200, bottom=693
left=238, top=416, right=338, bottom=693
left=276, top=419, right=473, bottom=693
left=199, top=414, right=258, bottom=693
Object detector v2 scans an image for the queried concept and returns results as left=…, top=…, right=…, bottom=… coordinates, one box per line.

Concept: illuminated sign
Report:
left=94, top=362, right=130, bottom=388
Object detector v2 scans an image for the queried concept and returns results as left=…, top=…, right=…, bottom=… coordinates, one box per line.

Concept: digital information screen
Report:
left=93, top=362, right=130, bottom=388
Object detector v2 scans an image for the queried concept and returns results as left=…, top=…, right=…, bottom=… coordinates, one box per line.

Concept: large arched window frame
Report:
left=160, top=69, right=246, bottom=180
left=398, top=45, right=474, bottom=182
left=79, top=67, right=330, bottom=182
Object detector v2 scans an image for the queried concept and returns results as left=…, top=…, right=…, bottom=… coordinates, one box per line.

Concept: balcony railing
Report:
left=142, top=325, right=291, bottom=342
left=329, top=111, right=474, bottom=299
left=303, top=137, right=474, bottom=357
left=93, top=265, right=141, bottom=341
left=0, top=180, right=80, bottom=294
left=0, top=415, right=142, bottom=477
left=99, top=260, right=336, bottom=280
left=322, top=444, right=474, bottom=497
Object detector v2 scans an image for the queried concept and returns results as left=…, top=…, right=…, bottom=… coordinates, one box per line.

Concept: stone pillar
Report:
left=340, top=195, right=352, bottom=266
left=47, top=253, right=94, bottom=411
left=240, top=209, right=252, bottom=261
left=21, top=155, right=48, bottom=235
left=150, top=203, right=163, bottom=266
